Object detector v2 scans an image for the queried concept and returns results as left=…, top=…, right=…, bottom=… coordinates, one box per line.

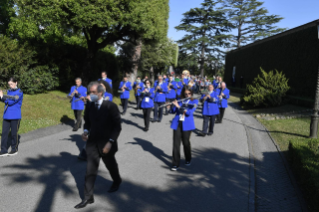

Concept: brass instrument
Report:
left=159, top=97, right=190, bottom=108
left=118, top=81, right=126, bottom=93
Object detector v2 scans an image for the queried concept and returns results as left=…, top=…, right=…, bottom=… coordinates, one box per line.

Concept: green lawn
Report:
left=0, top=90, right=136, bottom=138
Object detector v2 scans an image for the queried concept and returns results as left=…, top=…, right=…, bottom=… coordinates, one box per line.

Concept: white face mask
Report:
left=90, top=94, right=99, bottom=102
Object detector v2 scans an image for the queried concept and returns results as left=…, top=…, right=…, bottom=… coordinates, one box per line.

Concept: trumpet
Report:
left=118, top=81, right=127, bottom=93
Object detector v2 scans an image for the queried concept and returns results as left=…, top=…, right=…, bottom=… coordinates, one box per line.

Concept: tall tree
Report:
left=0, top=0, right=15, bottom=35
left=223, top=0, right=286, bottom=48
left=175, top=0, right=231, bottom=78
left=139, top=38, right=178, bottom=82
left=9, top=0, right=169, bottom=83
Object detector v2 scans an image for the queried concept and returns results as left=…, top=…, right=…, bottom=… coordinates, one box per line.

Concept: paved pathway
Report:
left=0, top=101, right=305, bottom=212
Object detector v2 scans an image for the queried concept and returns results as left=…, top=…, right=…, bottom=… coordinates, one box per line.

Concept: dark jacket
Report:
left=84, top=100, right=122, bottom=155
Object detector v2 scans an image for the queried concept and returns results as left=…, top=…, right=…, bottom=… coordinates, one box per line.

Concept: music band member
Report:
left=133, top=76, right=144, bottom=110
left=140, top=80, right=155, bottom=131
left=217, top=82, right=230, bottom=123
left=152, top=76, right=167, bottom=122
left=0, top=77, right=23, bottom=157
left=175, top=75, right=183, bottom=99
left=199, top=84, right=219, bottom=136
left=170, top=86, right=198, bottom=171
left=99, top=80, right=113, bottom=101
left=68, top=78, right=87, bottom=131
left=100, top=71, right=112, bottom=88
left=165, top=76, right=177, bottom=115
left=119, top=76, right=132, bottom=115
left=74, top=81, right=122, bottom=209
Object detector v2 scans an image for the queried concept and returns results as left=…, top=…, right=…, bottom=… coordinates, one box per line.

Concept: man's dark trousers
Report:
left=121, top=99, right=128, bottom=114
left=84, top=143, right=121, bottom=199
left=218, top=108, right=226, bottom=123
left=202, top=115, right=215, bottom=134
left=154, top=102, right=164, bottom=121
left=1, top=119, right=20, bottom=153
left=73, top=110, right=82, bottom=129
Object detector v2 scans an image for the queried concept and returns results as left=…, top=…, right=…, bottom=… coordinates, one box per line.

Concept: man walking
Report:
left=74, top=81, right=122, bottom=209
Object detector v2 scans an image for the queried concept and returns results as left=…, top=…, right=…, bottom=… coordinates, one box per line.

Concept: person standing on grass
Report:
left=68, top=78, right=87, bottom=132
left=0, top=77, right=23, bottom=157
left=217, top=82, right=230, bottom=123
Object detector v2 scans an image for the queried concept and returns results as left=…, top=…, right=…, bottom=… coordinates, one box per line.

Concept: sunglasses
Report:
left=184, top=92, right=191, bottom=95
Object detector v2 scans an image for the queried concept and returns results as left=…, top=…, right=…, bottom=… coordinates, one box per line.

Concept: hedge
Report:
left=225, top=25, right=319, bottom=99
left=289, top=139, right=319, bottom=211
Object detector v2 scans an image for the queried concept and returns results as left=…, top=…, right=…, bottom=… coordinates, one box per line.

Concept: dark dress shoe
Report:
left=108, top=181, right=122, bottom=193
left=144, top=128, right=149, bottom=132
left=72, top=128, right=78, bottom=132
left=74, top=198, right=94, bottom=209
left=150, top=119, right=156, bottom=123
left=199, top=131, right=206, bottom=137
left=207, top=132, right=213, bottom=136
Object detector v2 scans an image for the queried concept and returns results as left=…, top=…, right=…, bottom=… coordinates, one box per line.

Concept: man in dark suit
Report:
left=74, top=81, right=122, bottom=209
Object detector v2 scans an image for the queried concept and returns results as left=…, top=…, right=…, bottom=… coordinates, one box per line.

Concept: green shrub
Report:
left=241, top=68, right=290, bottom=107
left=289, top=138, right=319, bottom=212
left=0, top=36, right=59, bottom=94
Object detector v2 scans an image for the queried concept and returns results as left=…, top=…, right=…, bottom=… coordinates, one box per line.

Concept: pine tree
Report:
left=223, top=0, right=286, bottom=48
left=175, top=0, right=231, bottom=77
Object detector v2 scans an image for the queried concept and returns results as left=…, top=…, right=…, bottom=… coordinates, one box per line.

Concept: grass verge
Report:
left=0, top=90, right=136, bottom=138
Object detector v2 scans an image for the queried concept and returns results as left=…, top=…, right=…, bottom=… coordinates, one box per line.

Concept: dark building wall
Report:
left=225, top=25, right=319, bottom=98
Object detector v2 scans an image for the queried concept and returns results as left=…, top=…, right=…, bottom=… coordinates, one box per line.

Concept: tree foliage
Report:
left=10, top=0, right=169, bottom=81
left=0, top=0, right=15, bottom=35
left=242, top=68, right=290, bottom=107
left=175, top=0, right=231, bottom=77
left=223, top=0, right=286, bottom=48
left=0, top=36, right=59, bottom=94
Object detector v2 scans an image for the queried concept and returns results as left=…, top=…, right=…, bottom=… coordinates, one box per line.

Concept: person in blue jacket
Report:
left=68, top=78, right=87, bottom=131
left=170, top=86, right=198, bottom=171
left=140, top=80, right=155, bottom=131
left=217, top=82, right=230, bottom=123
left=133, top=76, right=144, bottom=110
left=100, top=71, right=112, bottom=88
left=119, top=76, right=132, bottom=115
left=199, top=84, right=219, bottom=136
left=98, top=80, right=113, bottom=101
left=0, top=77, right=23, bottom=156
left=165, top=75, right=177, bottom=115
left=152, top=76, right=167, bottom=122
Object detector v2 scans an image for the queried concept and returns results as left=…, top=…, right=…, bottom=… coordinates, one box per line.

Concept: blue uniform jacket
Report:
left=166, top=81, right=177, bottom=99
left=100, top=78, right=112, bottom=88
left=1, top=88, right=23, bottom=120
left=200, top=91, right=220, bottom=116
left=119, top=81, right=132, bottom=99
left=140, top=88, right=155, bottom=108
left=176, top=82, right=183, bottom=96
left=154, top=82, right=167, bottom=103
left=69, top=85, right=87, bottom=110
left=216, top=88, right=230, bottom=108
left=170, top=98, right=198, bottom=131
left=104, top=92, right=113, bottom=101
left=183, top=78, right=189, bottom=85
left=133, top=82, right=144, bottom=96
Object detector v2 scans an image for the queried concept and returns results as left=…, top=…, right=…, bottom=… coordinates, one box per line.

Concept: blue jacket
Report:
left=216, top=88, right=230, bottom=108
left=166, top=81, right=177, bottom=99
left=140, top=88, right=155, bottom=108
left=154, top=81, right=167, bottom=103
left=100, top=78, right=113, bottom=88
left=1, top=88, right=23, bottom=120
left=104, top=92, right=113, bottom=101
left=176, top=81, right=183, bottom=96
left=133, top=82, right=144, bottom=96
left=119, top=81, right=132, bottom=99
left=69, top=85, right=87, bottom=110
left=183, top=78, right=189, bottom=85
left=200, top=91, right=219, bottom=116
left=170, top=98, right=198, bottom=131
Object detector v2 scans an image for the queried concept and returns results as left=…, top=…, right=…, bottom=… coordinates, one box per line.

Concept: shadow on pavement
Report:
left=60, top=134, right=86, bottom=153
left=129, top=112, right=144, bottom=119
left=127, top=138, right=171, bottom=167
left=1, top=148, right=254, bottom=212
left=121, top=118, right=144, bottom=130
left=60, top=115, right=75, bottom=128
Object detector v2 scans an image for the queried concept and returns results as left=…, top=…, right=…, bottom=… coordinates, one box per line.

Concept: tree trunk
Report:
left=149, top=66, right=154, bottom=84
left=200, top=42, right=205, bottom=78
left=128, top=40, right=142, bottom=84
